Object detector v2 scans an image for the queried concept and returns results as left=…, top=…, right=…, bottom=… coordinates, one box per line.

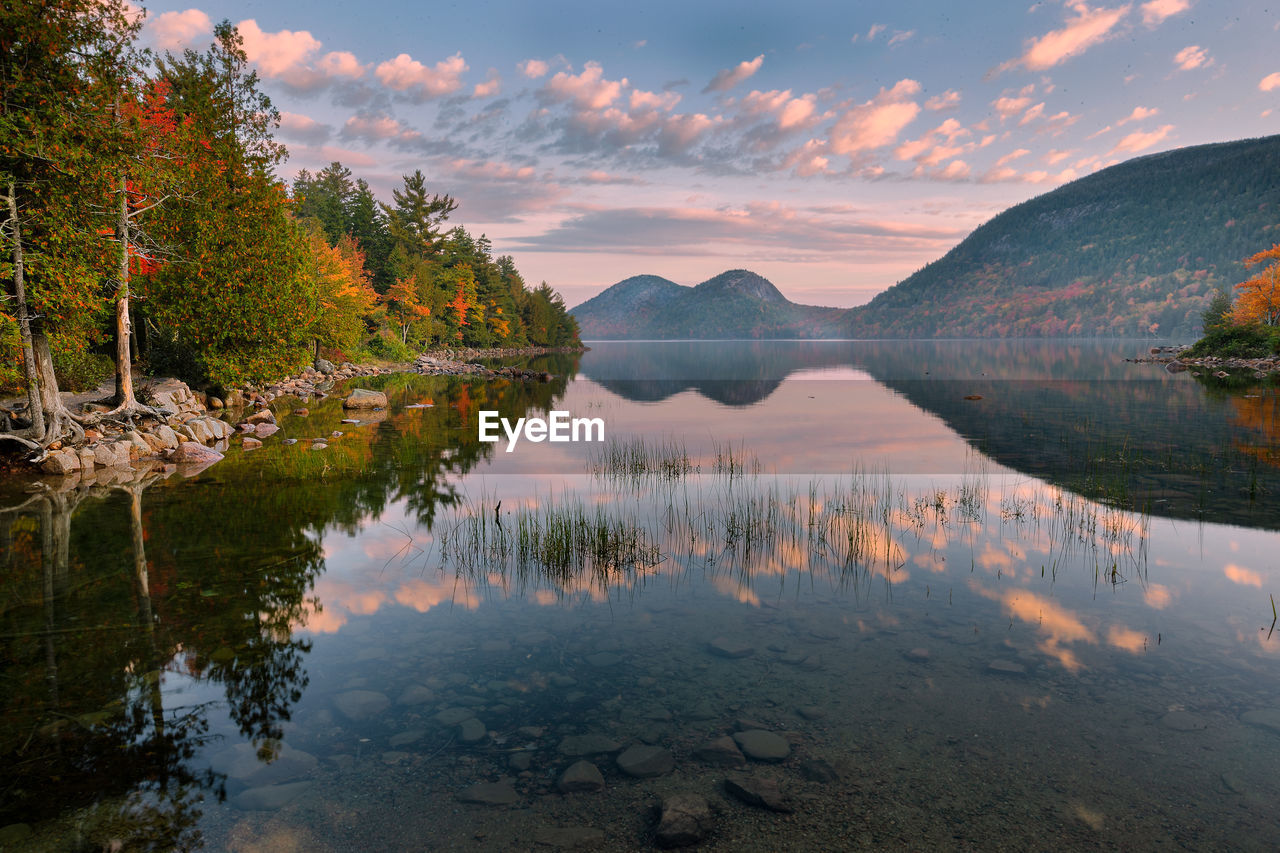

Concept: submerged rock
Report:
left=557, top=760, right=605, bottom=793
left=733, top=730, right=790, bottom=762
left=557, top=734, right=622, bottom=757
left=234, top=781, right=312, bottom=811
left=616, top=744, right=674, bottom=778
left=456, top=781, right=520, bottom=805
left=708, top=637, right=754, bottom=658
left=655, top=793, right=714, bottom=848
left=724, top=774, right=791, bottom=812
left=333, top=690, right=389, bottom=721
left=694, top=736, right=746, bottom=767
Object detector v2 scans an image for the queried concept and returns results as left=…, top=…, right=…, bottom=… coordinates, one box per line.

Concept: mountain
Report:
left=570, top=269, right=845, bottom=339
left=845, top=134, right=1280, bottom=338
left=574, top=135, right=1280, bottom=340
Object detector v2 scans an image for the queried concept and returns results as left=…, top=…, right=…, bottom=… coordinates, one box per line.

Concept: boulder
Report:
left=245, top=409, right=276, bottom=426
left=616, top=745, right=674, bottom=778
left=655, top=793, right=714, bottom=848
left=315, top=358, right=335, bottom=375
left=724, top=774, right=790, bottom=812
left=557, top=760, right=605, bottom=793
left=152, top=425, right=180, bottom=450
left=170, top=442, right=224, bottom=466
left=342, top=388, right=388, bottom=409
left=40, top=449, right=80, bottom=475
left=93, top=442, right=132, bottom=469
left=455, top=781, right=520, bottom=806
left=733, top=730, right=790, bottom=762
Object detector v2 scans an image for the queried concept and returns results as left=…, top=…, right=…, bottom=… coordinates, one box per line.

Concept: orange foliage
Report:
left=1232, top=243, right=1280, bottom=326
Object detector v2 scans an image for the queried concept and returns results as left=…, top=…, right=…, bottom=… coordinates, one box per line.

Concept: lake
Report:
left=2, top=340, right=1279, bottom=851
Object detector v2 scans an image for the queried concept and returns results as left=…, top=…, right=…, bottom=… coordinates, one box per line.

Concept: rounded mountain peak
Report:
left=694, top=269, right=787, bottom=304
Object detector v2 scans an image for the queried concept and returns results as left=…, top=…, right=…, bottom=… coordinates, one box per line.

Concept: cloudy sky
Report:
left=136, top=0, right=1279, bottom=307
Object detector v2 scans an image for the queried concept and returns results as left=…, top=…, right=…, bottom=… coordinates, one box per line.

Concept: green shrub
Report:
left=52, top=343, right=114, bottom=392
left=366, top=333, right=413, bottom=362
left=1185, top=324, right=1277, bottom=359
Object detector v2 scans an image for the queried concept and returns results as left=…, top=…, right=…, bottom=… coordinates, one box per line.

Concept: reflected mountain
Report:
left=0, top=366, right=577, bottom=847
left=583, top=340, right=1280, bottom=527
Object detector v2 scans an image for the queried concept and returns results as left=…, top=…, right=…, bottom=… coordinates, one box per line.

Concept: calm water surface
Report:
left=2, top=340, right=1280, bottom=851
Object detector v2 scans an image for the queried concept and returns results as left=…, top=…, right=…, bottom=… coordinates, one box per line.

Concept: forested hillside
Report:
left=846, top=135, right=1280, bottom=338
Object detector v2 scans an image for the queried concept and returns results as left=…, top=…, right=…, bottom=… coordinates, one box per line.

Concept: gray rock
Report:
left=616, top=744, right=674, bottom=778
left=342, top=388, right=388, bottom=409
left=904, top=647, right=930, bottom=662
left=694, top=736, right=746, bottom=767
left=315, top=358, right=335, bottom=375
left=655, top=793, right=714, bottom=848
left=310, top=442, right=328, bottom=451
left=234, top=781, right=312, bottom=811
left=796, top=706, right=827, bottom=720
left=585, top=652, right=622, bottom=667
left=533, top=826, right=605, bottom=849
left=724, top=774, right=790, bottom=812
left=733, top=730, right=790, bottom=762
left=1161, top=711, right=1206, bottom=731
left=94, top=442, right=133, bottom=468
left=798, top=758, right=841, bottom=783
left=509, top=751, right=533, bottom=771
left=397, top=685, right=436, bottom=706
left=708, top=637, right=754, bottom=658
left=1241, top=709, right=1280, bottom=735
left=557, top=760, right=605, bottom=793
left=459, top=718, right=487, bottom=743
left=557, top=734, right=622, bottom=756
left=389, top=729, right=425, bottom=747
left=255, top=423, right=280, bottom=438
left=435, top=707, right=476, bottom=726
left=456, top=781, right=520, bottom=805
left=333, top=690, right=389, bottom=721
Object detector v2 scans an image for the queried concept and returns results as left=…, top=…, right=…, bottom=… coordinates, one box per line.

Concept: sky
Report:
left=132, top=0, right=1280, bottom=308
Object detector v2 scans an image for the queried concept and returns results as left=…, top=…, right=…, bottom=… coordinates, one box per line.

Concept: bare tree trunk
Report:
left=114, top=171, right=135, bottom=407
left=6, top=182, right=45, bottom=438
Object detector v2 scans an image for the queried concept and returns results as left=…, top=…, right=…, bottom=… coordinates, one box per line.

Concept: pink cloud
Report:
left=376, top=52, right=469, bottom=99
left=1109, top=123, right=1175, bottom=154
left=1174, top=45, right=1212, bottom=70
left=341, top=113, right=423, bottom=145
left=1117, top=105, right=1158, bottom=125
left=738, top=89, right=819, bottom=130
left=316, top=51, right=366, bottom=79
left=829, top=79, right=922, bottom=157
left=1043, top=148, right=1075, bottom=164
left=518, top=58, right=550, bottom=79
left=994, top=148, right=1031, bottom=168
left=783, top=139, right=831, bottom=176
left=1140, top=0, right=1190, bottom=25
left=995, top=3, right=1131, bottom=74
left=473, top=69, right=502, bottom=98
left=237, top=19, right=321, bottom=78
left=703, top=55, right=764, bottom=93
left=925, top=90, right=962, bottom=111
left=630, top=89, right=682, bottom=112
left=1259, top=72, right=1280, bottom=92
left=149, top=8, right=212, bottom=51
left=1019, top=102, right=1046, bottom=125
left=545, top=61, right=627, bottom=109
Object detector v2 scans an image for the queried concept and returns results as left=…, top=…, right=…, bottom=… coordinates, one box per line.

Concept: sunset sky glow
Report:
left=134, top=0, right=1280, bottom=307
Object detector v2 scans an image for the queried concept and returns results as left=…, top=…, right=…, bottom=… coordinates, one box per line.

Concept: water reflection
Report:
left=2, top=349, right=1280, bottom=850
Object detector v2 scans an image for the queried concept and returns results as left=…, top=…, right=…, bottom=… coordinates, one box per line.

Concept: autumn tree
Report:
left=139, top=22, right=315, bottom=388
left=1233, top=243, right=1280, bottom=326
left=1, top=0, right=139, bottom=449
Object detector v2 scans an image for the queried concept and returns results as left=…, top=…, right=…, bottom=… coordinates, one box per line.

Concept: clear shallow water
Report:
left=2, top=341, right=1280, bottom=851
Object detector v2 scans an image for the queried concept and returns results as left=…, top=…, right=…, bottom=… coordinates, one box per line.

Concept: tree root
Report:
left=78, top=402, right=173, bottom=429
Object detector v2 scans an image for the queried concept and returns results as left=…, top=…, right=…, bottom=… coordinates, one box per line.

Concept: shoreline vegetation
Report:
left=1, top=345, right=583, bottom=479
left=2, top=7, right=581, bottom=464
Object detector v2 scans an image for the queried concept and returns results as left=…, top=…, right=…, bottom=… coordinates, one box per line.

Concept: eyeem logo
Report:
left=478, top=410, right=605, bottom=452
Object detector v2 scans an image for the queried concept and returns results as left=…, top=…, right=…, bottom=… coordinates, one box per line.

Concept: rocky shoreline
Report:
left=3, top=346, right=583, bottom=480
left=1127, top=344, right=1280, bottom=379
